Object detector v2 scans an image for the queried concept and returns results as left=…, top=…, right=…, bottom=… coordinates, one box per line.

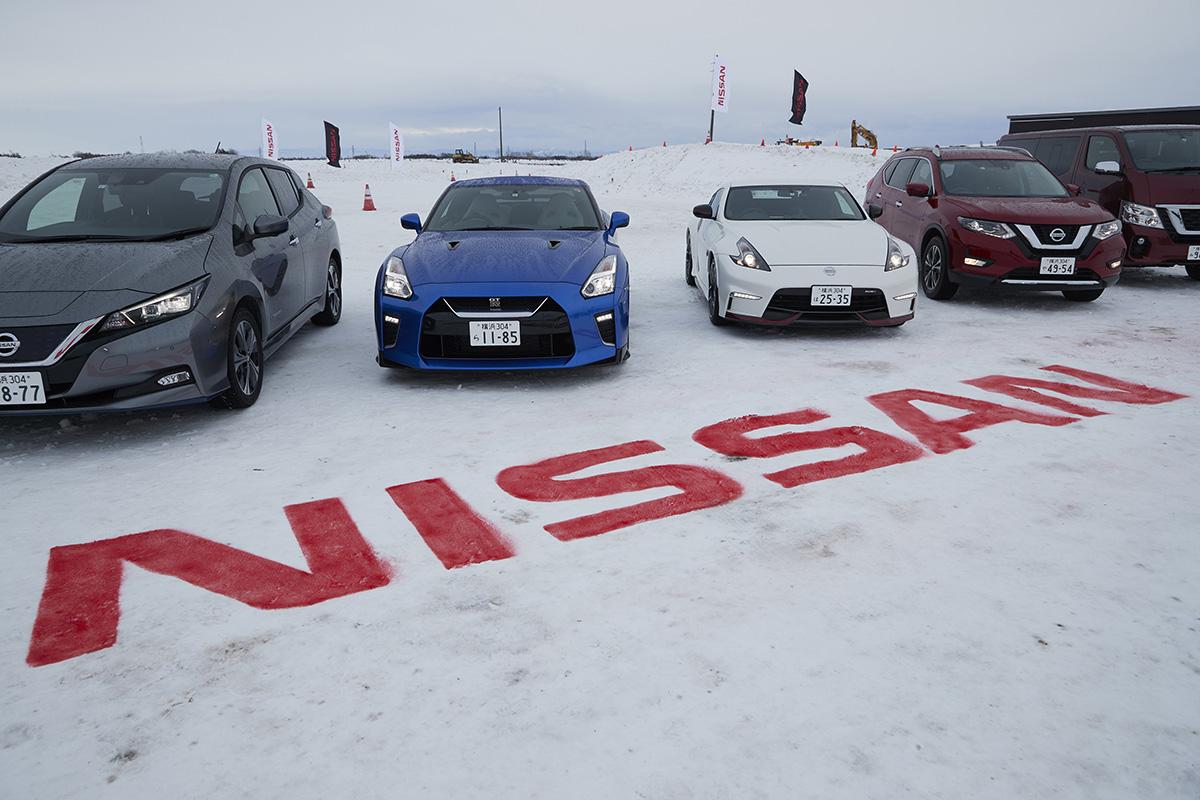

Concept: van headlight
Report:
left=99, top=278, right=209, bottom=332
left=1092, top=219, right=1122, bottom=240
left=383, top=256, right=413, bottom=299
left=1120, top=201, right=1163, bottom=229
left=885, top=236, right=910, bottom=271
left=582, top=254, right=618, bottom=298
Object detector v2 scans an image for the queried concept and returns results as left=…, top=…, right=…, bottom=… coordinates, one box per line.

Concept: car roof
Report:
left=898, top=146, right=1033, bottom=161
left=724, top=180, right=847, bottom=190
left=1003, top=124, right=1200, bottom=136
left=57, top=152, right=257, bottom=172
left=452, top=175, right=589, bottom=188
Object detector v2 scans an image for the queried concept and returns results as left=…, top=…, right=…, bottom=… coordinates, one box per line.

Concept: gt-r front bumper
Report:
left=719, top=263, right=918, bottom=327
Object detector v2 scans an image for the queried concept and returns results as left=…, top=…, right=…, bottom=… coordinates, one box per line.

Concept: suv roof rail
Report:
left=904, top=144, right=1033, bottom=158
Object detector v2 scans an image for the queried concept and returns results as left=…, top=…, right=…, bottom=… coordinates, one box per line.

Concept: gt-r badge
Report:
left=489, top=297, right=502, bottom=309
left=0, top=333, right=20, bottom=358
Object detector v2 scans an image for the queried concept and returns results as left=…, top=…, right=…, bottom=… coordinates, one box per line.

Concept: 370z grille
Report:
left=763, top=288, right=889, bottom=322
left=419, top=297, right=575, bottom=360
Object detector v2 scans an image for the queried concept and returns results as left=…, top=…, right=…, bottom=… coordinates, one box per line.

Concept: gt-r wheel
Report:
left=920, top=236, right=958, bottom=300
left=312, top=257, right=342, bottom=326
left=214, top=307, right=264, bottom=409
left=685, top=233, right=696, bottom=286
left=1186, top=264, right=1200, bottom=281
left=1063, top=288, right=1105, bottom=302
left=707, top=258, right=728, bottom=326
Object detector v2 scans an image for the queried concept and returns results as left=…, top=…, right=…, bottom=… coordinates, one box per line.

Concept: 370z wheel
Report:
left=707, top=258, right=728, bottom=326
left=312, top=257, right=342, bottom=326
left=920, top=236, right=958, bottom=300
left=1063, top=288, right=1105, bottom=302
left=685, top=233, right=696, bottom=286
left=214, top=307, right=264, bottom=409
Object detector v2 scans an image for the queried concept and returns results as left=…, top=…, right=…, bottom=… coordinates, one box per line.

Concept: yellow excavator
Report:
left=452, top=149, right=480, bottom=164
left=851, top=120, right=878, bottom=149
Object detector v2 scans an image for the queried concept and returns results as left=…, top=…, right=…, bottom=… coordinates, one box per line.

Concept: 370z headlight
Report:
left=1120, top=201, right=1163, bottom=229
left=1092, top=219, right=1122, bottom=240
left=582, top=254, right=618, bottom=298
left=885, top=236, right=910, bottom=271
left=99, top=277, right=209, bottom=333
left=383, top=255, right=413, bottom=299
left=731, top=237, right=770, bottom=270
left=957, top=217, right=1015, bottom=239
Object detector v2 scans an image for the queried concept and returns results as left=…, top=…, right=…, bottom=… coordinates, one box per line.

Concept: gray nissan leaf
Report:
left=0, top=153, right=342, bottom=414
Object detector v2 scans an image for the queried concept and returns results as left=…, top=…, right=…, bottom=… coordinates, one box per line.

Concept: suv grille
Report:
left=1028, top=224, right=1081, bottom=246
left=1177, top=208, right=1200, bottom=232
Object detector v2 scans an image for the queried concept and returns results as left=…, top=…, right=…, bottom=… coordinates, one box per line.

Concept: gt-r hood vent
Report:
left=548, top=240, right=562, bottom=249
left=447, top=241, right=462, bottom=250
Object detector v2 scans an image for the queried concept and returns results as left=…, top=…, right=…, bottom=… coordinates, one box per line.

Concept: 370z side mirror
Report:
left=693, top=204, right=714, bottom=219
left=252, top=214, right=289, bottom=238
left=867, top=203, right=884, bottom=220
left=400, top=213, right=422, bottom=232
left=905, top=182, right=931, bottom=198
left=607, top=211, right=630, bottom=236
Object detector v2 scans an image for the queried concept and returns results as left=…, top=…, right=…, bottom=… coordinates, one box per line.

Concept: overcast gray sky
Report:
left=2, top=0, right=1197, bottom=157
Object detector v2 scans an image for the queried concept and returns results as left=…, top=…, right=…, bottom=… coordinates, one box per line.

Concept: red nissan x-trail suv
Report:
left=865, top=146, right=1125, bottom=302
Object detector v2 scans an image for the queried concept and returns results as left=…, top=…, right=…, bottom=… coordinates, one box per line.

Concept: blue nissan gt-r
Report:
left=374, top=176, right=630, bottom=370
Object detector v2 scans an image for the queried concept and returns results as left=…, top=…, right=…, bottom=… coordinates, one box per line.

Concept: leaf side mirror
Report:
left=867, top=202, right=884, bottom=220
left=608, top=211, right=630, bottom=236
left=1094, top=160, right=1122, bottom=176
left=693, top=204, right=714, bottom=219
left=400, top=213, right=422, bottom=232
left=252, top=214, right=289, bottom=239
left=905, top=182, right=931, bottom=198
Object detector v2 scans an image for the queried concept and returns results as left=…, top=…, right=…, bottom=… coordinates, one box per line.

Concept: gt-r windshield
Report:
left=425, top=184, right=602, bottom=232
left=1123, top=129, right=1200, bottom=173
left=723, top=185, right=865, bottom=221
left=938, top=159, right=1067, bottom=198
left=0, top=168, right=226, bottom=243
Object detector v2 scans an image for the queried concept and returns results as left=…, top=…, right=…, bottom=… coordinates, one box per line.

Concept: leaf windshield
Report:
left=425, top=184, right=602, bottom=232
left=0, top=168, right=226, bottom=243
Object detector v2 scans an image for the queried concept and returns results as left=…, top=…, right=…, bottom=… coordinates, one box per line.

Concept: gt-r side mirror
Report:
left=693, top=204, right=714, bottom=219
left=400, top=213, right=422, bottom=232
left=867, top=202, right=884, bottom=220
left=905, top=182, right=931, bottom=198
left=1094, top=160, right=1122, bottom=176
left=252, top=214, right=289, bottom=239
left=607, top=211, right=630, bottom=236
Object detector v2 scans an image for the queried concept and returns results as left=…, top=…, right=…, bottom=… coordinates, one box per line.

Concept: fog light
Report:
left=893, top=292, right=918, bottom=301
left=1109, top=259, right=1122, bottom=269
left=963, top=257, right=989, bottom=267
left=730, top=291, right=761, bottom=300
left=595, top=312, right=613, bottom=322
left=384, top=315, right=400, bottom=324
left=157, top=369, right=191, bottom=387
left=382, top=315, right=401, bottom=348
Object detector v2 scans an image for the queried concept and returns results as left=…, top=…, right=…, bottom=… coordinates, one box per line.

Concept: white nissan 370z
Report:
left=685, top=182, right=918, bottom=327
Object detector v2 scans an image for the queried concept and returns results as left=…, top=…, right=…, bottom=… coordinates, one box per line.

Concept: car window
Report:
left=909, top=158, right=933, bottom=188
left=1032, top=136, right=1080, bottom=177
left=265, top=168, right=301, bottom=217
left=1084, top=136, right=1120, bottom=170
left=883, top=159, right=899, bottom=184
left=25, top=176, right=87, bottom=230
left=723, top=185, right=865, bottom=221
left=886, top=158, right=917, bottom=189
left=425, top=183, right=602, bottom=232
left=1122, top=129, right=1200, bottom=172
left=237, top=168, right=281, bottom=223
left=938, top=158, right=1068, bottom=197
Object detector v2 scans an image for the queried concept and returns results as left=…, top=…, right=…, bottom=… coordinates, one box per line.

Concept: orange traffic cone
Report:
left=628, top=145, right=633, bottom=151
left=362, top=184, right=376, bottom=212
left=871, top=146, right=878, bottom=157
left=662, top=140, right=667, bottom=147
left=805, top=142, right=810, bottom=149
left=892, top=145, right=899, bottom=152
left=835, top=140, right=839, bottom=147
left=306, top=173, right=315, bottom=189
left=760, top=138, right=766, bottom=147
left=450, top=172, right=456, bottom=182
left=705, top=135, right=711, bottom=145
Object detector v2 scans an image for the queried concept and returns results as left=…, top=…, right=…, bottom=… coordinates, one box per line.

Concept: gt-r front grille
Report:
left=763, top=288, right=889, bottom=322
left=419, top=297, right=575, bottom=360
left=442, top=296, right=547, bottom=316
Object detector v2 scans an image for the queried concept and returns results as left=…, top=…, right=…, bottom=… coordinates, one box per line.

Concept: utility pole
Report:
left=708, top=109, right=715, bottom=144
left=498, top=106, right=504, bottom=163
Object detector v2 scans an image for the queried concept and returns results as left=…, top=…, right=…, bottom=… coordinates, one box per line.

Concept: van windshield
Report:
left=938, top=159, right=1068, bottom=198
left=1123, top=129, right=1200, bottom=173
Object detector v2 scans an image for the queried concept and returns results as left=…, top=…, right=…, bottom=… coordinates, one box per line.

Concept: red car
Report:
left=865, top=146, right=1125, bottom=302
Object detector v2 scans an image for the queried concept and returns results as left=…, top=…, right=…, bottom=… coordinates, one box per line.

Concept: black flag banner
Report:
left=324, top=121, right=342, bottom=168
left=789, top=71, right=809, bottom=126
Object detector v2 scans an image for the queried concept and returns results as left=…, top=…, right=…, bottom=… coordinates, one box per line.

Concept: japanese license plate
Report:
left=811, top=286, right=853, bottom=306
left=0, top=372, right=46, bottom=405
left=469, top=320, right=521, bottom=346
left=1040, top=257, right=1076, bottom=275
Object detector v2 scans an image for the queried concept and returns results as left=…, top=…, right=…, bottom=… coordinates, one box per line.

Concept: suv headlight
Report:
left=957, top=217, right=1016, bottom=239
left=885, top=236, right=910, bottom=271
left=582, top=254, right=618, bottom=298
left=1092, top=219, right=1122, bottom=240
left=731, top=237, right=770, bottom=270
left=383, top=255, right=413, bottom=299
left=1120, top=200, right=1163, bottom=229
left=99, top=278, right=209, bottom=332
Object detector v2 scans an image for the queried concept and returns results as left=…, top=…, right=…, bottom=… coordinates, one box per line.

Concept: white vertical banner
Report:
left=389, top=123, right=404, bottom=169
left=261, top=118, right=279, bottom=160
left=710, top=55, right=729, bottom=113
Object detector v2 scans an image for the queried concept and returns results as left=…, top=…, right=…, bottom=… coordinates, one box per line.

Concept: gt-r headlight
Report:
left=731, top=237, right=770, bottom=270
left=582, top=254, right=618, bottom=298
left=957, top=217, right=1015, bottom=239
left=383, top=255, right=413, bottom=299
left=1120, top=200, right=1163, bottom=229
left=99, top=277, right=209, bottom=333
left=885, top=236, right=910, bottom=271
left=1092, top=219, right=1122, bottom=240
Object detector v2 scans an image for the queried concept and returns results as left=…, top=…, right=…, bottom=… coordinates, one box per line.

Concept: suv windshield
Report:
left=938, top=159, right=1068, bottom=198
left=0, top=168, right=226, bottom=243
left=1123, top=129, right=1200, bottom=173
left=724, top=185, right=864, bottom=221
left=425, top=184, right=602, bottom=232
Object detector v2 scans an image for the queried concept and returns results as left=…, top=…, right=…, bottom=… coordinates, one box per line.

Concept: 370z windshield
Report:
left=425, top=184, right=602, bottom=231
left=938, top=159, right=1067, bottom=198
left=723, top=185, right=865, bottom=221
left=1123, top=129, right=1200, bottom=172
left=0, top=168, right=226, bottom=243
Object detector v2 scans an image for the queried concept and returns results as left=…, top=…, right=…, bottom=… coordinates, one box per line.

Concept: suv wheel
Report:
left=920, top=236, right=958, bottom=300
left=1063, top=288, right=1105, bottom=302
left=1186, top=264, right=1200, bottom=281
left=684, top=233, right=696, bottom=286
left=312, top=257, right=342, bottom=326
left=213, top=307, right=264, bottom=409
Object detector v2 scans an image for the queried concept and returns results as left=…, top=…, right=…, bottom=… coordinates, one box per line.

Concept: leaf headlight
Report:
left=582, top=254, right=618, bottom=298
left=383, top=256, right=413, bottom=299
left=99, top=277, right=209, bottom=333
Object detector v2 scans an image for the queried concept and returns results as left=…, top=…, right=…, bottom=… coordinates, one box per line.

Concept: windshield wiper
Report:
left=145, top=227, right=211, bottom=241
left=455, top=226, right=532, bottom=231
left=0, top=233, right=144, bottom=243
left=557, top=226, right=602, bottom=231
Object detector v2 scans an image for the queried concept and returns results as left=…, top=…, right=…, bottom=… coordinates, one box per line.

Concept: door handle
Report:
left=288, top=236, right=299, bottom=247
left=874, top=192, right=882, bottom=198
left=894, top=201, right=903, bottom=208
left=314, top=219, right=322, bottom=228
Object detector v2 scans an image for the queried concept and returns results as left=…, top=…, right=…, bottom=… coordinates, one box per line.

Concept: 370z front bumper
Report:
left=719, top=263, right=917, bottom=327
left=376, top=281, right=630, bottom=370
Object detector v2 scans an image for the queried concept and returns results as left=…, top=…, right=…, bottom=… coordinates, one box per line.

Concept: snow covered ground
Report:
left=1, top=144, right=1198, bottom=799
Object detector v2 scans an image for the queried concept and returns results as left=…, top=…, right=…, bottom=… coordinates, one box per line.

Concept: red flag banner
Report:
left=789, top=71, right=809, bottom=126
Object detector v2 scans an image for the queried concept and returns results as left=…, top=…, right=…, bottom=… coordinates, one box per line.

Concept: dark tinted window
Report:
left=0, top=168, right=225, bottom=242
left=265, top=168, right=301, bottom=216
left=909, top=158, right=933, bottom=188
left=1085, top=136, right=1121, bottom=170
left=886, top=158, right=917, bottom=189
left=883, top=160, right=900, bottom=184
left=1123, top=129, right=1200, bottom=172
left=426, top=183, right=601, bottom=231
left=1033, top=136, right=1080, bottom=177
left=237, top=168, right=280, bottom=223
left=724, top=185, right=864, bottom=221
left=939, top=159, right=1068, bottom=197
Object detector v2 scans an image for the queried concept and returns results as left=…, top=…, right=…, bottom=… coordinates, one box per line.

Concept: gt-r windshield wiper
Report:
left=557, top=226, right=603, bottom=231
left=456, top=226, right=533, bottom=231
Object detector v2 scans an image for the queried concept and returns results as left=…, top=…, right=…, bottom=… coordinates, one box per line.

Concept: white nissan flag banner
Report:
left=389, top=123, right=404, bottom=169
left=261, top=118, right=280, bottom=160
left=710, top=55, right=729, bottom=113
